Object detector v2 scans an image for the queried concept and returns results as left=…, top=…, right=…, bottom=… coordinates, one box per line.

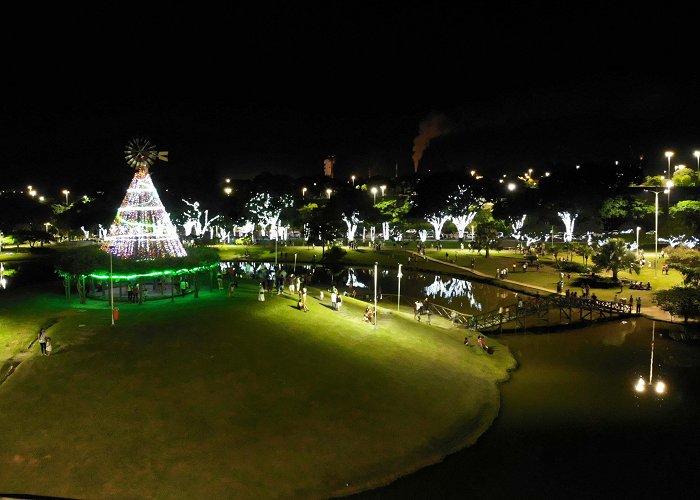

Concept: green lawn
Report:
left=0, top=281, right=515, bottom=499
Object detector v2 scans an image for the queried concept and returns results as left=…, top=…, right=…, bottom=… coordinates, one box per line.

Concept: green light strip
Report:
left=86, top=263, right=218, bottom=280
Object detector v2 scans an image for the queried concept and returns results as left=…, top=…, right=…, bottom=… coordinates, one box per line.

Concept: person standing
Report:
left=258, top=283, right=266, bottom=302
left=180, top=279, right=187, bottom=297
left=45, top=337, right=53, bottom=356
left=636, top=296, right=642, bottom=314
left=38, top=328, right=47, bottom=356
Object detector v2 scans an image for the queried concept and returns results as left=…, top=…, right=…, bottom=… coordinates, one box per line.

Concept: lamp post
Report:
left=351, top=175, right=355, bottom=187
left=646, top=189, right=661, bottom=276
left=62, top=189, right=70, bottom=205
left=373, top=261, right=378, bottom=325
left=44, top=222, right=50, bottom=233
left=694, top=151, right=700, bottom=173
left=380, top=185, right=386, bottom=197
left=636, top=226, right=641, bottom=257
left=664, top=151, right=674, bottom=181
left=371, top=187, right=378, bottom=205
left=665, top=180, right=673, bottom=208
left=397, top=263, right=403, bottom=312
left=326, top=188, right=332, bottom=199
left=293, top=252, right=297, bottom=273
left=110, top=252, right=115, bottom=326
left=302, top=187, right=307, bottom=199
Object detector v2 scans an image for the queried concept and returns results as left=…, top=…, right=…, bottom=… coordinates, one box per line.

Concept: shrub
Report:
left=571, top=275, right=620, bottom=288
left=556, top=261, right=588, bottom=273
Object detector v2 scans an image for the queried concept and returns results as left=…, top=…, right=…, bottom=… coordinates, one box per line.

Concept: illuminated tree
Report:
left=246, top=192, right=294, bottom=240
left=102, top=139, right=186, bottom=260
left=447, top=185, right=484, bottom=240
left=426, top=212, right=450, bottom=241
left=342, top=211, right=362, bottom=241
left=558, top=211, right=578, bottom=242
left=510, top=214, right=526, bottom=240
left=181, top=200, right=221, bottom=239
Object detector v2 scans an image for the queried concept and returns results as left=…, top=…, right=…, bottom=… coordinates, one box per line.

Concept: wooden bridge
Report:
left=470, top=294, right=634, bottom=332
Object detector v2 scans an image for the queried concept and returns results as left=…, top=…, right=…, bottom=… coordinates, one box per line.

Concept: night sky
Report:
left=2, top=5, right=698, bottom=198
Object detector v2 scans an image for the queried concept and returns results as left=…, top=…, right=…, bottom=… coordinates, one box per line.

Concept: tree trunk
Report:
left=194, top=273, right=200, bottom=298
left=612, top=269, right=618, bottom=281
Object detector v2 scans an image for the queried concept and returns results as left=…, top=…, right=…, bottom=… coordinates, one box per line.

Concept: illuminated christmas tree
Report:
left=102, top=138, right=187, bottom=259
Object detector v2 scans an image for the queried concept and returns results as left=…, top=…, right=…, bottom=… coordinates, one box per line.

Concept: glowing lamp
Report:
left=635, top=377, right=646, bottom=393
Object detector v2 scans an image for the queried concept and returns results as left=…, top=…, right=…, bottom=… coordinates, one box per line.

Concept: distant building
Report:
left=323, top=155, right=335, bottom=178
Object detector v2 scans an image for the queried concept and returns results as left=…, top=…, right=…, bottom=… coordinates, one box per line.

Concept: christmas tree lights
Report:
left=102, top=139, right=187, bottom=260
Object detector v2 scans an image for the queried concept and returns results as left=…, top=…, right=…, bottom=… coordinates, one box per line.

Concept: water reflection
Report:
left=349, top=317, right=700, bottom=499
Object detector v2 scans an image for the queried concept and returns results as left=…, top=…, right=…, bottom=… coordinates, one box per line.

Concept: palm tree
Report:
left=592, top=238, right=640, bottom=281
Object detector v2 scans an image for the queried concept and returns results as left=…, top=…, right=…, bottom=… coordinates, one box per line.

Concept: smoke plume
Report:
left=412, top=112, right=451, bottom=173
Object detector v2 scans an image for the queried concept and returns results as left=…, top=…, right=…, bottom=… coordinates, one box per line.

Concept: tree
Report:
left=666, top=246, right=700, bottom=286
left=572, top=241, right=595, bottom=267
left=447, top=185, right=485, bottom=240
left=670, top=200, right=700, bottom=235
left=654, top=286, right=700, bottom=323
left=245, top=192, right=294, bottom=239
left=474, top=220, right=506, bottom=258
left=591, top=238, right=640, bottom=281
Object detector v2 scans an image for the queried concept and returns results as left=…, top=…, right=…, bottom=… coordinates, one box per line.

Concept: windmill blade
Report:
left=158, top=151, right=169, bottom=161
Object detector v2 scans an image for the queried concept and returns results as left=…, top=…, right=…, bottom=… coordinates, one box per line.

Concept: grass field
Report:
left=0, top=280, right=515, bottom=499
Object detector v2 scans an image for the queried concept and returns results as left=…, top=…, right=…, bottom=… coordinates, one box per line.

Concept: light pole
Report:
left=694, top=151, right=700, bottom=173
left=380, top=185, right=386, bottom=197
left=44, top=222, right=50, bottom=233
left=371, top=187, right=377, bottom=205
left=646, top=190, right=661, bottom=276
left=62, top=189, right=70, bottom=205
left=665, top=151, right=674, bottom=181
left=293, top=252, right=297, bottom=273
left=397, top=263, right=403, bottom=312
left=351, top=175, right=355, bottom=187
left=636, top=226, right=641, bottom=257
left=373, top=261, right=378, bottom=326
left=110, top=252, right=115, bottom=326
left=326, top=188, right=332, bottom=199
left=302, top=187, right=307, bottom=199
left=665, top=180, right=673, bottom=208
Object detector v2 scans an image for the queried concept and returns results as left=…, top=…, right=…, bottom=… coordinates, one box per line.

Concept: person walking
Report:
left=45, top=337, right=53, bottom=356
left=258, top=283, right=266, bottom=302
left=38, top=328, right=47, bottom=356
left=636, top=296, right=642, bottom=314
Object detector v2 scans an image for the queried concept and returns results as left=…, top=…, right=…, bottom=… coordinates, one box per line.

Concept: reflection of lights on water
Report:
left=422, top=276, right=482, bottom=310
left=635, top=377, right=646, bottom=393
left=346, top=268, right=368, bottom=288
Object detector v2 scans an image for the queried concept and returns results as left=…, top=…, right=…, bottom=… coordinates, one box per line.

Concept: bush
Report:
left=323, top=246, right=347, bottom=262
left=556, top=261, right=588, bottom=273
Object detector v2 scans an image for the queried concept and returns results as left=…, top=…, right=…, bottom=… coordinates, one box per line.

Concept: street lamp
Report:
left=351, top=175, right=355, bottom=187
left=62, top=189, right=70, bottom=205
left=665, top=180, right=673, bottom=207
left=302, top=187, right=307, bottom=199
left=507, top=182, right=516, bottom=191
left=371, top=187, right=378, bottom=204
left=646, top=189, right=661, bottom=276
left=694, top=151, right=700, bottom=173
left=397, top=264, right=403, bottom=312
left=664, top=151, right=674, bottom=180
left=44, top=222, right=50, bottom=233
left=380, top=185, right=386, bottom=197
left=636, top=226, right=641, bottom=256
left=373, top=262, right=378, bottom=326
left=326, top=188, right=332, bottom=199
left=223, top=187, right=232, bottom=196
